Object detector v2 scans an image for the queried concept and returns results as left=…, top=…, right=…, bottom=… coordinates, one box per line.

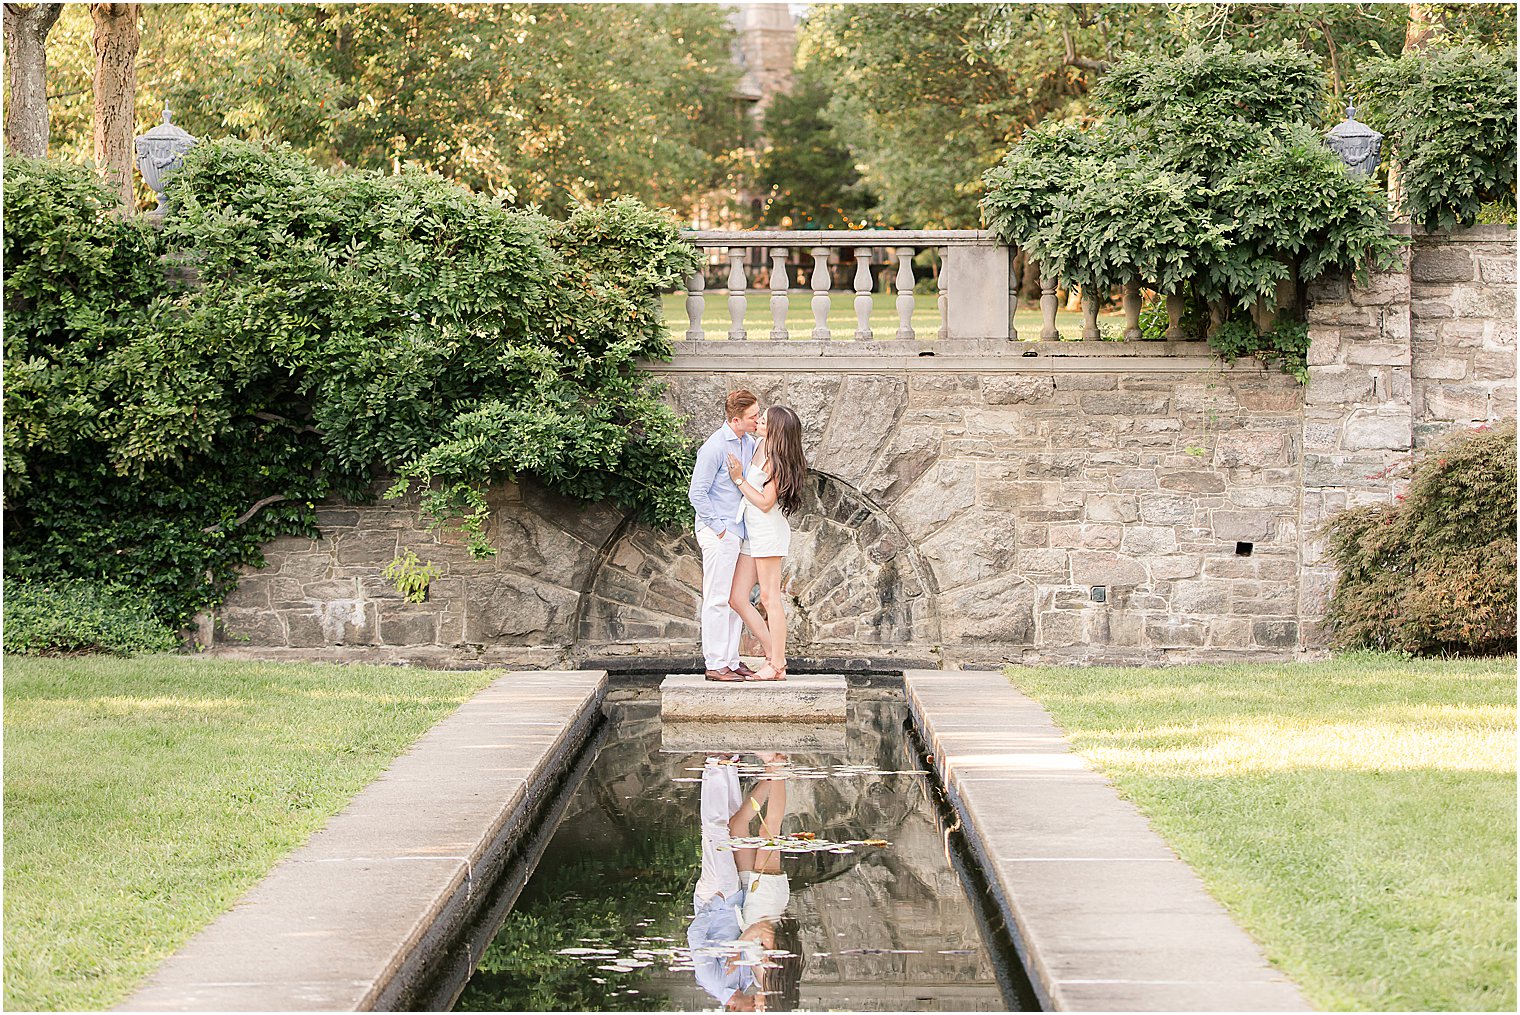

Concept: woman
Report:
left=726, top=405, right=806, bottom=682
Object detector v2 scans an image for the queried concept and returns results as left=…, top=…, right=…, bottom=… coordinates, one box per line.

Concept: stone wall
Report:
left=211, top=227, right=1516, bottom=669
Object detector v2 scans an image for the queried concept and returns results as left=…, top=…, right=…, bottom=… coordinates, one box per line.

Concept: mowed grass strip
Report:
left=1007, top=655, right=1516, bottom=1012
left=3, top=655, right=498, bottom=1011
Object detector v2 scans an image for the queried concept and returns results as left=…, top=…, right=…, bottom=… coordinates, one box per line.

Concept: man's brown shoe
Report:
left=732, top=662, right=758, bottom=678
left=704, top=668, right=744, bottom=682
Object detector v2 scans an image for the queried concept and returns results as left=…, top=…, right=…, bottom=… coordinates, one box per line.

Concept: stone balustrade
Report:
left=680, top=230, right=1018, bottom=342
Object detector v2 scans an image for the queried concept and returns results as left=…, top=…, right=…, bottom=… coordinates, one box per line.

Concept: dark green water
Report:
left=453, top=688, right=1026, bottom=1012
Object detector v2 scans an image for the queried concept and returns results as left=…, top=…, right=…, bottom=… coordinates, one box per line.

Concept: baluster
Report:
left=1123, top=281, right=1142, bottom=340
left=937, top=248, right=949, bottom=340
left=810, top=247, right=831, bottom=339
left=1165, top=290, right=1185, bottom=340
left=894, top=247, right=916, bottom=340
left=853, top=247, right=874, bottom=341
left=726, top=246, right=747, bottom=341
left=1040, top=275, right=1060, bottom=340
left=684, top=267, right=706, bottom=341
left=769, top=248, right=789, bottom=341
left=1007, top=250, right=1020, bottom=342
left=1081, top=286, right=1100, bottom=340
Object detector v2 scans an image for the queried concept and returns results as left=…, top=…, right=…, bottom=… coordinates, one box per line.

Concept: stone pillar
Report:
left=1299, top=239, right=1414, bottom=651
left=941, top=244, right=1012, bottom=340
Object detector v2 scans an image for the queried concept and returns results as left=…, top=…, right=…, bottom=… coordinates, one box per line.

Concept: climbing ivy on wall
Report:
left=980, top=44, right=1405, bottom=378
left=3, top=142, right=700, bottom=627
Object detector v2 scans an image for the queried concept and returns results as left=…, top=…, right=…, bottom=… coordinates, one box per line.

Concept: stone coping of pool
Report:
left=660, top=672, right=848, bottom=722
left=117, top=669, right=608, bottom=1013
left=904, top=669, right=1311, bottom=1013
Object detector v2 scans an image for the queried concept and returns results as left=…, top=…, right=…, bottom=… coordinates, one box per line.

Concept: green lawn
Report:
left=659, top=289, right=1096, bottom=342
left=1006, top=654, right=1517, bottom=1012
left=2, top=655, right=498, bottom=1011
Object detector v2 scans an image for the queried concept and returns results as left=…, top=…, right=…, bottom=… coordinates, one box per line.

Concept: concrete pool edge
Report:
left=904, top=669, right=1312, bottom=1013
left=117, top=669, right=608, bottom=1012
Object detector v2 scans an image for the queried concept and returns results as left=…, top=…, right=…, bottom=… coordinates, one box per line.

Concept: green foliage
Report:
left=4, top=143, right=698, bottom=628
left=42, top=3, right=744, bottom=217
left=1209, top=317, right=1312, bottom=383
left=1356, top=45, right=1518, bottom=231
left=2, top=579, right=180, bottom=656
left=382, top=550, right=441, bottom=604
left=982, top=43, right=1405, bottom=379
left=1324, top=422, right=1517, bottom=656
left=757, top=70, right=876, bottom=228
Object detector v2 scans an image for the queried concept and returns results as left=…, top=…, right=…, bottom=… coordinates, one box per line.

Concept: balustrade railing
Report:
left=680, top=230, right=1016, bottom=342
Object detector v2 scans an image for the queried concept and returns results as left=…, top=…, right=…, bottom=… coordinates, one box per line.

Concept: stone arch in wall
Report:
left=574, top=470, right=942, bottom=665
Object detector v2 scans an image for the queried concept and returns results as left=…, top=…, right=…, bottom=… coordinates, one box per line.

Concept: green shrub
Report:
left=1323, top=421, right=1517, bottom=656
left=4, top=142, right=698, bottom=621
left=3, top=579, right=180, bottom=656
left=1356, top=45, right=1518, bottom=232
left=981, top=43, right=1404, bottom=381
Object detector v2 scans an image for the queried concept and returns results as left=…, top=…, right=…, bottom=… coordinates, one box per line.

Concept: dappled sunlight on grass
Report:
left=1007, top=654, right=1516, bottom=1011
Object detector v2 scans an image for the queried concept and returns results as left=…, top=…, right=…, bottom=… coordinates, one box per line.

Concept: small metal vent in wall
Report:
left=1090, top=586, right=1107, bottom=603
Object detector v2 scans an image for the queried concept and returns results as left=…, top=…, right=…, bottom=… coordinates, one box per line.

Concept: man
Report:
left=689, top=390, right=759, bottom=681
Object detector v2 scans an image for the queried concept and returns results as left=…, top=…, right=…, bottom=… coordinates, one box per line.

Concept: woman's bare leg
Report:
left=754, top=556, right=787, bottom=678
left=751, top=759, right=788, bottom=874
left=729, top=553, right=772, bottom=660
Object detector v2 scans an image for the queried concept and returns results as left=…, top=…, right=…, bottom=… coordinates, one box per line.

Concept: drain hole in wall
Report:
left=1236, top=541, right=1254, bottom=556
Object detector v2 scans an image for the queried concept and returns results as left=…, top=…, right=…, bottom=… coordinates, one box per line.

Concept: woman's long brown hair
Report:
left=763, top=405, right=806, bottom=516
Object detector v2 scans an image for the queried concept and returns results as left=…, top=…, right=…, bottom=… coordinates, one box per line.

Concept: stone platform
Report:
left=659, top=673, right=847, bottom=722
left=660, top=719, right=848, bottom=754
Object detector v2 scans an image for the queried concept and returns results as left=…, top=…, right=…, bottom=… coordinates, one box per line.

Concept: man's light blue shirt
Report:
left=689, top=424, right=756, bottom=539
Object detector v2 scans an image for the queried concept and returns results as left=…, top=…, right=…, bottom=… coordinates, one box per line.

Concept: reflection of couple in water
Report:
left=689, top=752, right=805, bottom=1011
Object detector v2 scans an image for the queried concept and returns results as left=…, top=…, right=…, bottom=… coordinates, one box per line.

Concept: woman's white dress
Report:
left=735, top=461, right=791, bottom=558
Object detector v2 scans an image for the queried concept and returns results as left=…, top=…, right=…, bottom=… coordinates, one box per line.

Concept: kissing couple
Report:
left=688, top=389, right=808, bottom=683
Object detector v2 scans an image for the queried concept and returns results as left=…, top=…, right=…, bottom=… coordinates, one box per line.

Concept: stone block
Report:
left=1473, top=350, right=1516, bottom=382
left=313, top=508, right=360, bottom=528
left=1306, top=331, right=1340, bottom=366
left=380, top=610, right=439, bottom=645
left=1053, top=374, right=1119, bottom=391
left=1158, top=471, right=1225, bottom=494
left=1018, top=548, right=1070, bottom=575
left=1233, top=383, right=1302, bottom=413
left=1305, top=366, right=1375, bottom=406
left=920, top=508, right=1019, bottom=590
left=1214, top=430, right=1290, bottom=468
left=1346, top=344, right=1411, bottom=367
left=1410, top=298, right=1454, bottom=320
left=1174, top=385, right=1241, bottom=415
left=1115, top=469, right=1159, bottom=490
left=1208, top=616, right=1253, bottom=648
left=1342, top=410, right=1412, bottom=451
left=1478, top=255, right=1516, bottom=286
left=1172, top=580, right=1229, bottom=614
left=1086, top=494, right=1140, bottom=524
left=1302, top=422, right=1340, bottom=450
left=464, top=576, right=577, bottom=643
left=891, top=462, right=976, bottom=540
left=1439, top=321, right=1489, bottom=347
left=857, top=425, right=942, bottom=504
left=1349, top=270, right=1410, bottom=306
left=218, top=607, right=286, bottom=646
left=302, top=578, right=359, bottom=601
left=1144, top=618, right=1207, bottom=647
left=1079, top=392, right=1171, bottom=416
left=1038, top=610, right=1084, bottom=646
left=1455, top=283, right=1517, bottom=319
left=939, top=577, right=1036, bottom=644
left=1023, top=452, right=1087, bottom=479
left=334, top=533, right=400, bottom=566
left=660, top=674, right=846, bottom=722
left=1251, top=620, right=1299, bottom=648
left=1139, top=494, right=1196, bottom=525
left=1149, top=555, right=1201, bottom=581
left=1070, top=551, right=1149, bottom=587
left=1411, top=245, right=1476, bottom=284
left=1226, top=487, right=1296, bottom=510
left=1121, top=526, right=1179, bottom=555
left=1413, top=356, right=1470, bottom=380
left=1423, top=384, right=1492, bottom=421
left=1210, top=510, right=1273, bottom=542
left=1307, top=273, right=1348, bottom=302
left=983, top=375, right=1056, bottom=404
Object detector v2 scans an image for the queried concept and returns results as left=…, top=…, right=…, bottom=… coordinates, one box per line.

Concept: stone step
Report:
left=659, top=673, right=847, bottom=722
left=660, top=719, right=848, bottom=754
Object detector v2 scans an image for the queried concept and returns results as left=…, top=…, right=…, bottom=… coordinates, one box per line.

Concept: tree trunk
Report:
left=3, top=3, right=63, bottom=157
left=90, top=2, right=139, bottom=209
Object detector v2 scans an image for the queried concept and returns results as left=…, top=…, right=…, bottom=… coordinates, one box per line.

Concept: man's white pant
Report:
left=695, top=524, right=743, bottom=671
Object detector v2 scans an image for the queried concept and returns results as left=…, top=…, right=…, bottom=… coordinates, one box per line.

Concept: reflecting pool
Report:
left=453, top=687, right=1028, bottom=1012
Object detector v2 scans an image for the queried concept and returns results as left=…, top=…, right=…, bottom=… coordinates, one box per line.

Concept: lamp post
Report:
left=134, top=103, right=197, bottom=217
left=1325, top=99, right=1384, bottom=177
